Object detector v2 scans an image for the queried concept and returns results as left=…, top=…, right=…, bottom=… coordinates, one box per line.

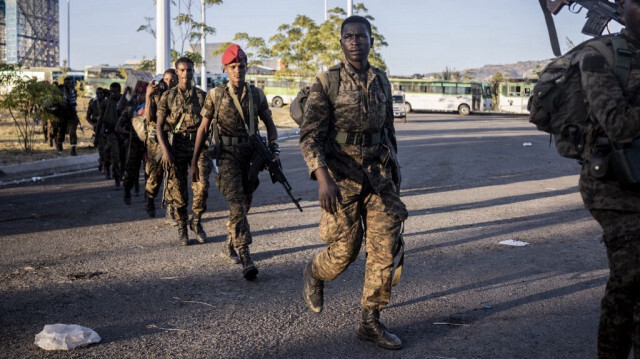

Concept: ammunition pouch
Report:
left=609, top=138, right=640, bottom=189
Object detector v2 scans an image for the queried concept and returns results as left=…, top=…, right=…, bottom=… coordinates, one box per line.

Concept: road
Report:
left=0, top=113, right=606, bottom=358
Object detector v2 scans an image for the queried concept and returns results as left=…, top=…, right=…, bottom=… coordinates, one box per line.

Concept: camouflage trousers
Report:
left=97, top=133, right=109, bottom=171
left=311, top=178, right=408, bottom=310
left=216, top=146, right=257, bottom=248
left=122, top=136, right=145, bottom=191
left=590, top=209, right=640, bottom=359
left=104, top=132, right=122, bottom=180
left=145, top=138, right=165, bottom=199
left=167, top=135, right=212, bottom=226
left=56, top=112, right=79, bottom=146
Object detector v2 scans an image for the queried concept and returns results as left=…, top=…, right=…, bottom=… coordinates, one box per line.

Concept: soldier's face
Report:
left=163, top=73, right=178, bottom=89
left=340, top=22, right=373, bottom=67
left=620, top=0, right=640, bottom=37
left=176, top=62, right=194, bottom=89
left=110, top=87, right=120, bottom=100
left=225, top=61, right=247, bottom=88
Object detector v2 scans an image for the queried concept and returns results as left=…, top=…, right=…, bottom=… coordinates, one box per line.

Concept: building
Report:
left=0, top=0, right=59, bottom=67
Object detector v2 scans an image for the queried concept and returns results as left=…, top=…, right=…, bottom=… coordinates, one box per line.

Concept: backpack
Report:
left=289, top=65, right=341, bottom=126
left=528, top=35, right=631, bottom=160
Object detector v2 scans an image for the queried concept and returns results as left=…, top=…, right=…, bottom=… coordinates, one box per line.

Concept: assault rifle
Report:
left=539, top=0, right=624, bottom=56
left=249, top=134, right=303, bottom=212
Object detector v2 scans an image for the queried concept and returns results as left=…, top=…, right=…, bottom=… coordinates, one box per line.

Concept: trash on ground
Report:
left=34, top=324, right=101, bottom=350
left=499, top=239, right=529, bottom=247
left=522, top=142, right=533, bottom=147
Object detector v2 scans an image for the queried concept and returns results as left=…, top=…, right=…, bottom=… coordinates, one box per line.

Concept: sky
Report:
left=59, top=0, right=624, bottom=76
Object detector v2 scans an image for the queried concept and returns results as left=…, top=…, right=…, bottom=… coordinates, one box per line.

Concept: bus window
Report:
left=524, top=87, right=531, bottom=97
left=509, top=85, right=521, bottom=96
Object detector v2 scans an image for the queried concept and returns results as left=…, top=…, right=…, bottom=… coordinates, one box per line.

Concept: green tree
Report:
left=461, top=69, right=475, bottom=81
left=270, top=15, right=324, bottom=78
left=0, top=64, right=63, bottom=152
left=490, top=72, right=510, bottom=110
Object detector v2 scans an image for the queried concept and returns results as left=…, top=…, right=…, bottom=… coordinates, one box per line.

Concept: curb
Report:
left=0, top=127, right=301, bottom=184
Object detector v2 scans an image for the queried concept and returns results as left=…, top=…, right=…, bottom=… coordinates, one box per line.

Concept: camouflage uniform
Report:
left=300, top=61, right=408, bottom=310
left=579, top=29, right=640, bottom=359
left=87, top=96, right=106, bottom=171
left=56, top=85, right=79, bottom=148
left=145, top=92, right=167, bottom=200
left=200, top=83, right=273, bottom=248
left=119, top=106, right=146, bottom=193
left=157, top=86, right=212, bottom=227
left=100, top=96, right=123, bottom=183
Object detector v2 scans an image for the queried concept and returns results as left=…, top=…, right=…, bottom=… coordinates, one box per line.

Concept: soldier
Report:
left=95, top=82, right=124, bottom=190
left=156, top=57, right=211, bottom=246
left=578, top=1, right=640, bottom=357
left=57, top=76, right=80, bottom=156
left=191, top=44, right=279, bottom=281
left=145, top=69, right=178, bottom=220
left=87, top=87, right=107, bottom=172
left=116, top=86, right=146, bottom=205
left=299, top=16, right=408, bottom=350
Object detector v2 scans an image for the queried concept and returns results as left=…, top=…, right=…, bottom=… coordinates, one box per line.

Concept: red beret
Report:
left=221, top=44, right=246, bottom=65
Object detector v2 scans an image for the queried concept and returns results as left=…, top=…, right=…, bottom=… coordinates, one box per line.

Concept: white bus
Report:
left=497, top=80, right=537, bottom=114
left=389, top=78, right=491, bottom=115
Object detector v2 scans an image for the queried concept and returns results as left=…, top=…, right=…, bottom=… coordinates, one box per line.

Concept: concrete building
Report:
left=0, top=0, right=59, bottom=67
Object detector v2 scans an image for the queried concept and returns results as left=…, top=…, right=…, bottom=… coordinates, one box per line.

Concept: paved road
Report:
left=0, top=113, right=606, bottom=358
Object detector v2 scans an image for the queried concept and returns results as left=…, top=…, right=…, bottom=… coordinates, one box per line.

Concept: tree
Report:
left=0, top=64, right=63, bottom=152
left=270, top=15, right=324, bottom=78
left=489, top=72, right=510, bottom=110
left=137, top=0, right=223, bottom=66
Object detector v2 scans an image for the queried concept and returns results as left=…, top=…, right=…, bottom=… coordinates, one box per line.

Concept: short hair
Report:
left=164, top=68, right=176, bottom=76
left=110, top=82, right=121, bottom=90
left=175, top=57, right=194, bottom=68
left=341, top=15, right=372, bottom=36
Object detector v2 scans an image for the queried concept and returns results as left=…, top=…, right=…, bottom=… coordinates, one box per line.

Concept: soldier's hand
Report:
left=190, top=163, right=200, bottom=182
left=315, top=167, right=341, bottom=214
left=161, top=153, right=173, bottom=172
left=147, top=82, right=158, bottom=96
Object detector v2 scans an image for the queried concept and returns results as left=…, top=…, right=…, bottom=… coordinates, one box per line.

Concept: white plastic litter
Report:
left=34, top=324, right=101, bottom=350
left=522, top=142, right=533, bottom=147
left=499, top=240, right=529, bottom=247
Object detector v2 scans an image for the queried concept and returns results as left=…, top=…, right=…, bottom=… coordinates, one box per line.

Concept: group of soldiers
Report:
left=77, top=7, right=640, bottom=354
left=43, top=76, right=81, bottom=156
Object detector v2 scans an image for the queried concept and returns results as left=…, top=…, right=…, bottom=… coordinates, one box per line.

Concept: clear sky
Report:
left=59, top=0, right=624, bottom=76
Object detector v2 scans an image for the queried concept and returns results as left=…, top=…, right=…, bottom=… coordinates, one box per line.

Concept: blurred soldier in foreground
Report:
left=299, top=16, right=408, bottom=350
left=191, top=44, right=279, bottom=280
left=578, top=1, right=640, bottom=357
left=156, top=57, right=211, bottom=246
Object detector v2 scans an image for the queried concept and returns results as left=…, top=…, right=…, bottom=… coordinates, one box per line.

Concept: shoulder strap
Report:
left=318, top=64, right=341, bottom=105
left=587, top=35, right=631, bottom=88
left=210, top=86, right=224, bottom=148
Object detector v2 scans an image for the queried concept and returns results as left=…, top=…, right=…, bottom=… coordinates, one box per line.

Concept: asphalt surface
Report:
left=0, top=113, right=606, bottom=358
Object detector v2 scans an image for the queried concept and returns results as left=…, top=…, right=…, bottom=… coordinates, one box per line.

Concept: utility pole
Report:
left=200, top=0, right=207, bottom=89
left=156, top=0, right=171, bottom=75
left=347, top=0, right=352, bottom=17
left=67, top=0, right=70, bottom=69
left=325, top=0, right=327, bottom=21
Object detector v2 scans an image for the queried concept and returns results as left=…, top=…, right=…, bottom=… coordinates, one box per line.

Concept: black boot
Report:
left=134, top=181, right=140, bottom=197
left=237, top=246, right=258, bottom=280
left=70, top=145, right=77, bottom=156
left=357, top=309, right=402, bottom=350
left=302, top=262, right=324, bottom=313
left=165, top=204, right=177, bottom=226
left=145, top=196, right=156, bottom=217
left=220, top=235, right=240, bottom=264
left=178, top=224, right=189, bottom=246
left=189, top=215, right=207, bottom=244
left=114, top=177, right=122, bottom=190
left=56, top=142, right=63, bottom=152
left=104, top=166, right=111, bottom=179
left=123, top=187, right=131, bottom=205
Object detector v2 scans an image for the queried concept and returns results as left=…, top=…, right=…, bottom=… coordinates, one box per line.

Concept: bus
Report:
left=194, top=73, right=228, bottom=91
left=84, top=65, right=126, bottom=97
left=496, top=80, right=537, bottom=114
left=389, top=78, right=491, bottom=115
left=246, top=74, right=311, bottom=107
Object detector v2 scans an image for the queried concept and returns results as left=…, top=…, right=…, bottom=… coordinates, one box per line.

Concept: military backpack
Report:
left=289, top=65, right=341, bottom=126
left=528, top=34, right=631, bottom=160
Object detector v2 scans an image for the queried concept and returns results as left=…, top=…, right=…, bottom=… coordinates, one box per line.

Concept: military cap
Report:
left=221, top=44, right=246, bottom=65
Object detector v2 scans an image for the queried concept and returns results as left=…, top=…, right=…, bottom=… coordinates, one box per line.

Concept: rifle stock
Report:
left=249, top=134, right=303, bottom=212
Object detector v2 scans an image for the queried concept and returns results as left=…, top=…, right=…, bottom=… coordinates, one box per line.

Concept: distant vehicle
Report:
left=53, top=71, right=84, bottom=85
left=497, top=80, right=537, bottom=114
left=194, top=73, right=228, bottom=91
left=246, top=74, right=312, bottom=107
left=389, top=78, right=491, bottom=115
left=83, top=65, right=126, bottom=98
left=392, top=93, right=407, bottom=123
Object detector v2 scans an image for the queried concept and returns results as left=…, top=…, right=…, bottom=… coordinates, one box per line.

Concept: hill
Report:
left=404, top=59, right=553, bottom=81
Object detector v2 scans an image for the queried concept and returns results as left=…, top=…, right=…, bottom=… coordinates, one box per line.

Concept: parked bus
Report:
left=246, top=74, right=312, bottom=107
left=83, top=65, right=126, bottom=97
left=496, top=80, right=537, bottom=114
left=388, top=78, right=491, bottom=115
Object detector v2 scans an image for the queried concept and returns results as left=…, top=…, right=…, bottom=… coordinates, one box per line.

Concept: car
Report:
left=392, top=94, right=407, bottom=123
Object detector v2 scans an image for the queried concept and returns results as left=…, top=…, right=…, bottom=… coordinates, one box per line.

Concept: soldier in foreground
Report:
left=299, top=16, right=408, bottom=350
left=156, top=57, right=211, bottom=246
left=145, top=69, right=178, bottom=220
left=191, top=44, right=279, bottom=281
left=578, top=0, right=640, bottom=357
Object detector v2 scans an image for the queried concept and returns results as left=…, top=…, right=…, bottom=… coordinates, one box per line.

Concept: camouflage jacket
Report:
left=299, top=60, right=397, bottom=193
left=99, top=96, right=121, bottom=131
left=157, top=86, right=206, bottom=134
left=579, top=28, right=640, bottom=211
left=86, top=97, right=102, bottom=125
left=200, top=82, right=272, bottom=138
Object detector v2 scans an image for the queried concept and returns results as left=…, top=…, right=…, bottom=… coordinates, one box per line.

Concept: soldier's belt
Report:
left=173, top=132, right=197, bottom=141
left=333, top=131, right=382, bottom=146
left=220, top=135, right=249, bottom=146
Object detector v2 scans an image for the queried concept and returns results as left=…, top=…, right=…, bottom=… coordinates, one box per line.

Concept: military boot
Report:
left=56, top=142, right=62, bottom=152
left=70, top=145, right=77, bottom=156
left=237, top=246, right=258, bottom=280
left=302, top=261, right=324, bottom=313
left=145, top=197, right=156, bottom=217
left=123, top=187, right=132, bottom=205
left=357, top=309, right=402, bottom=350
left=104, top=166, right=111, bottom=179
left=189, top=215, right=207, bottom=244
left=177, top=224, right=189, bottom=246
left=165, top=204, right=177, bottom=226
left=220, top=235, right=240, bottom=264
left=114, top=178, right=122, bottom=190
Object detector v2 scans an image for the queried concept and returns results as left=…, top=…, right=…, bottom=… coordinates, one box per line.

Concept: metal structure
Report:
left=0, top=0, right=59, bottom=67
